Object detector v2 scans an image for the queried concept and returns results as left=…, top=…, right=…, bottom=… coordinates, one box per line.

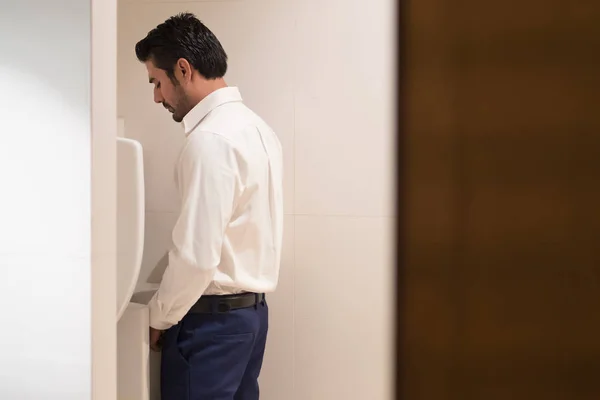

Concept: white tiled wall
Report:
left=118, top=0, right=394, bottom=398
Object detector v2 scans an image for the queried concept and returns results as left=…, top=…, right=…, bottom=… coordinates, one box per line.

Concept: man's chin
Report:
left=172, top=113, right=183, bottom=123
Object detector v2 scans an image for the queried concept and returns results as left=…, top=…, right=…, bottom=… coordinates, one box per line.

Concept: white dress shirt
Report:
left=148, top=87, right=284, bottom=330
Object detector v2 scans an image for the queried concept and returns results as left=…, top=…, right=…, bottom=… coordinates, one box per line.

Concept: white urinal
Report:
left=116, top=137, right=160, bottom=400
left=117, top=136, right=145, bottom=321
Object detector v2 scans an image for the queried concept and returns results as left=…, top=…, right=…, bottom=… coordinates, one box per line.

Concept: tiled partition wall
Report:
left=1, top=1, right=119, bottom=399
left=118, top=0, right=395, bottom=398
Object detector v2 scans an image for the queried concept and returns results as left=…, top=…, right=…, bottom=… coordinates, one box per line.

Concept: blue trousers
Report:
left=160, top=298, right=269, bottom=400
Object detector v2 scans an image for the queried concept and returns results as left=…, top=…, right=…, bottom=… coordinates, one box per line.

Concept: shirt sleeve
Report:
left=148, top=133, right=241, bottom=330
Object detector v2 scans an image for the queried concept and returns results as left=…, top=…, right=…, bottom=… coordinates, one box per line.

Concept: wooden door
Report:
left=400, top=0, right=600, bottom=398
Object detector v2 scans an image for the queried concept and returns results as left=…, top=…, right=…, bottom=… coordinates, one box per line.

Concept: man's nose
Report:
left=153, top=91, right=163, bottom=104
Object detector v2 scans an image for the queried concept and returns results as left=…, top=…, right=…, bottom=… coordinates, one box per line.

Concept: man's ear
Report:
left=177, top=58, right=192, bottom=82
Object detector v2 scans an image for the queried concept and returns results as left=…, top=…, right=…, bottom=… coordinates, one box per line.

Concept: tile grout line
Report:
left=123, top=0, right=244, bottom=3
left=291, top=0, right=297, bottom=396
left=291, top=214, right=296, bottom=400
left=145, top=211, right=395, bottom=218
left=293, top=214, right=396, bottom=219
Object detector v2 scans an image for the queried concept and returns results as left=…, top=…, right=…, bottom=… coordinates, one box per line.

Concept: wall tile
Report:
left=260, top=215, right=295, bottom=399
left=294, top=216, right=394, bottom=400
left=293, top=0, right=395, bottom=217
left=137, top=211, right=178, bottom=289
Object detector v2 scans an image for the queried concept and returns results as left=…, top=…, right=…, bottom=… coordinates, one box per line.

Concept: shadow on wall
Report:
left=146, top=252, right=169, bottom=284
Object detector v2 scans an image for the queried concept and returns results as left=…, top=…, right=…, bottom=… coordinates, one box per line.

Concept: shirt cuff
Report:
left=147, top=292, right=175, bottom=331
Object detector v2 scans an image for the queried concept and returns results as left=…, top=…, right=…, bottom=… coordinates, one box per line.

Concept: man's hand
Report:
left=150, top=327, right=164, bottom=352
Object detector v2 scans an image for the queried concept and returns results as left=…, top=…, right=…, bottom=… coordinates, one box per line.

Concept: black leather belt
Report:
left=188, top=292, right=265, bottom=314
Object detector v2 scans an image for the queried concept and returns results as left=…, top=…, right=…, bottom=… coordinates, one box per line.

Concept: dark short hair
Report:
left=135, top=12, right=228, bottom=80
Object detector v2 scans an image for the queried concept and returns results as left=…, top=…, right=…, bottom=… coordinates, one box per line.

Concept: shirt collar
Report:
left=182, top=86, right=243, bottom=135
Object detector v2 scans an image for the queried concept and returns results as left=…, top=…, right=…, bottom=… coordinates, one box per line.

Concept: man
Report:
left=134, top=13, right=283, bottom=400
